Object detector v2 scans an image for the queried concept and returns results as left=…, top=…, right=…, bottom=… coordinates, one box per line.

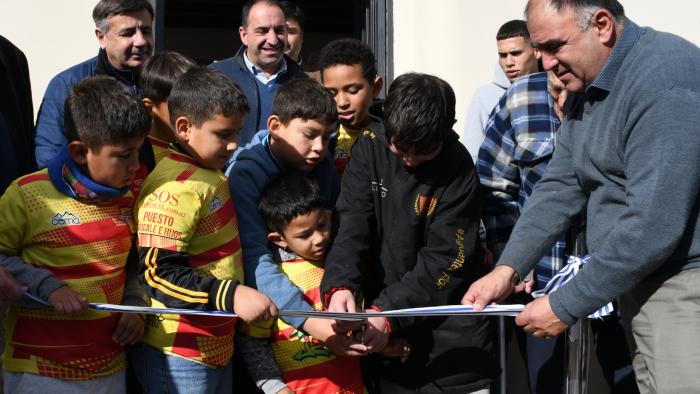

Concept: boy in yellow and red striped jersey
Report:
left=240, top=172, right=366, bottom=394
left=0, top=76, right=150, bottom=393
left=139, top=51, right=197, bottom=165
left=132, top=67, right=277, bottom=394
left=127, top=52, right=198, bottom=198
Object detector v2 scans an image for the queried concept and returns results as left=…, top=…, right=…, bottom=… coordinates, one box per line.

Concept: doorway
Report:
left=153, top=0, right=392, bottom=95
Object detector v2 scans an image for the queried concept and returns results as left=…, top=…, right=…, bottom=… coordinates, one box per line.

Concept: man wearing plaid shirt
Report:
left=478, top=71, right=564, bottom=290
left=478, top=71, right=636, bottom=393
left=477, top=71, right=567, bottom=392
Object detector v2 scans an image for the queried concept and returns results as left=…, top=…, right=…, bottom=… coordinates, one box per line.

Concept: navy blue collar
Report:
left=588, top=18, right=642, bottom=93
left=96, top=48, right=138, bottom=89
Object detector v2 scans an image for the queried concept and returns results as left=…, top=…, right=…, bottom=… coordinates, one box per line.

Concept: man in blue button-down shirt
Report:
left=210, top=0, right=307, bottom=148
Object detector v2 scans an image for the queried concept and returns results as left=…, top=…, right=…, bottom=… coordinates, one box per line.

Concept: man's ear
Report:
left=372, top=76, right=384, bottom=98
left=174, top=116, right=192, bottom=141
left=267, top=115, right=281, bottom=140
left=68, top=141, right=89, bottom=164
left=267, top=232, right=288, bottom=250
left=591, top=8, right=616, bottom=47
left=239, top=26, right=248, bottom=47
left=95, top=27, right=107, bottom=49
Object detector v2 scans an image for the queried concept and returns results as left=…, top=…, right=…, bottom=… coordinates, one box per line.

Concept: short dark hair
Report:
left=525, top=0, right=625, bottom=30
left=241, top=0, right=281, bottom=28
left=168, top=67, right=249, bottom=127
left=258, top=172, right=326, bottom=234
left=496, top=20, right=530, bottom=41
left=279, top=1, right=304, bottom=30
left=318, top=38, right=377, bottom=84
left=64, top=76, right=150, bottom=149
left=384, top=73, right=455, bottom=155
left=140, top=51, right=197, bottom=103
left=272, top=79, right=337, bottom=126
left=93, top=0, right=154, bottom=33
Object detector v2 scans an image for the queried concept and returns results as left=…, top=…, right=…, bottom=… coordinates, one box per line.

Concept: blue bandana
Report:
left=47, top=145, right=129, bottom=202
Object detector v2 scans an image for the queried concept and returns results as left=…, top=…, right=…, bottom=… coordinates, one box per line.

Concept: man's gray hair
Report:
left=93, top=0, right=154, bottom=33
left=526, top=0, right=625, bottom=31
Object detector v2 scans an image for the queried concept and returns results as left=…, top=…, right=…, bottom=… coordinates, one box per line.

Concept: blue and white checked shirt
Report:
left=477, top=72, right=565, bottom=290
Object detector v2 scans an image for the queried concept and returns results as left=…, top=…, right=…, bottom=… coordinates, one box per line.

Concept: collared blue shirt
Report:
left=242, top=51, right=288, bottom=133
left=243, top=51, right=288, bottom=85
left=478, top=72, right=565, bottom=289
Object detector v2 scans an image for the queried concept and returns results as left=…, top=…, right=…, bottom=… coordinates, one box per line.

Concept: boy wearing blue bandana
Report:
left=0, top=75, right=150, bottom=393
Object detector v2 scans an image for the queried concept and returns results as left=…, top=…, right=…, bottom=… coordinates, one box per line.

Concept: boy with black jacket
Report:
left=321, top=73, right=497, bottom=393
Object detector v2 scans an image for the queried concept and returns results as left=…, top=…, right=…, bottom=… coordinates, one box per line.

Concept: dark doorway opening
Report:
left=162, top=1, right=362, bottom=68
left=154, top=0, right=392, bottom=95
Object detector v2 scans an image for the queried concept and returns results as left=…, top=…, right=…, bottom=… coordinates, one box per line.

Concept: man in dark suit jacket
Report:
left=0, top=35, right=34, bottom=194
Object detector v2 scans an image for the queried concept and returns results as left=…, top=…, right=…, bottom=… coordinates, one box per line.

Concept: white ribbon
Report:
left=531, top=255, right=614, bottom=319
left=87, top=303, right=524, bottom=321
left=26, top=255, right=616, bottom=322
left=21, top=290, right=523, bottom=321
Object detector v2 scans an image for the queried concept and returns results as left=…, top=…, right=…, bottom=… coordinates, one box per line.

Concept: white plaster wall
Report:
left=1, top=1, right=99, bottom=116
left=392, top=0, right=700, bottom=135
left=2, top=1, right=700, bottom=127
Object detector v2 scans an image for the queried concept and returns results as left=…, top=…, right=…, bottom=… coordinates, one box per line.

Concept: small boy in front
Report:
left=132, top=67, right=276, bottom=393
left=227, top=79, right=366, bottom=353
left=321, top=73, right=497, bottom=393
left=318, top=38, right=383, bottom=176
left=139, top=51, right=197, bottom=164
left=242, top=173, right=365, bottom=393
left=0, top=75, right=149, bottom=393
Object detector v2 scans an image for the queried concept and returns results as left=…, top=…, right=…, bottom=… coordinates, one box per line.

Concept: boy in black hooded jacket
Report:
left=321, top=73, right=497, bottom=393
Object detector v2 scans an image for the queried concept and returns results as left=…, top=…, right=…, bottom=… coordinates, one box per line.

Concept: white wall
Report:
left=392, top=0, right=700, bottom=134
left=3, top=1, right=700, bottom=126
left=1, top=1, right=98, bottom=116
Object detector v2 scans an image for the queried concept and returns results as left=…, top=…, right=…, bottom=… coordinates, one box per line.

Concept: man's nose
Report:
left=541, top=53, right=558, bottom=71
left=132, top=29, right=147, bottom=47
left=265, top=29, right=279, bottom=45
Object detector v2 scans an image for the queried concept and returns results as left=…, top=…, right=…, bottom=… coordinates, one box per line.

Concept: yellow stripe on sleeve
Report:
left=215, top=280, right=226, bottom=311
left=220, top=280, right=232, bottom=311
left=144, top=248, right=210, bottom=304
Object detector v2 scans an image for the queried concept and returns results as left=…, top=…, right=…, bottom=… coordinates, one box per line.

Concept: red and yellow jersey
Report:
left=0, top=170, right=135, bottom=380
left=148, top=136, right=171, bottom=165
left=333, top=123, right=363, bottom=176
left=245, top=256, right=364, bottom=393
left=136, top=149, right=243, bottom=367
